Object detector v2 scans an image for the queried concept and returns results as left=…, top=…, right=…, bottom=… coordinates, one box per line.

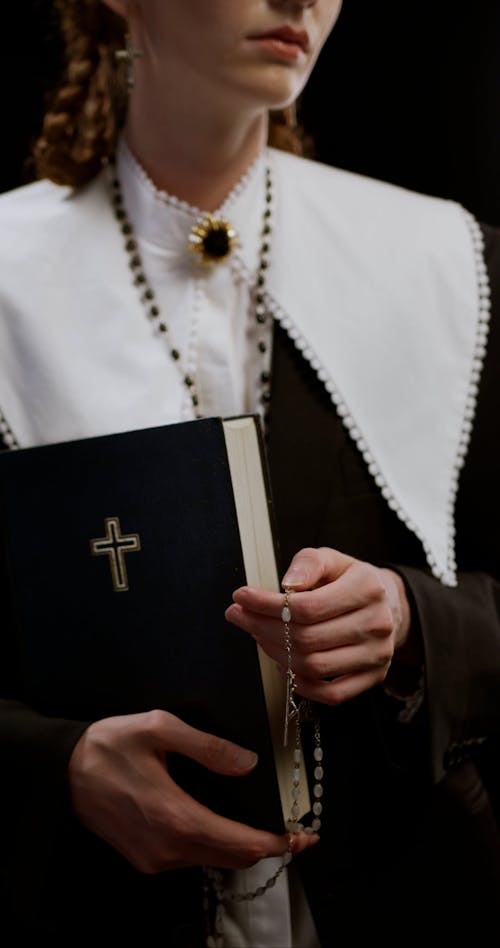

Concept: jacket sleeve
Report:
left=0, top=510, right=90, bottom=809
left=393, top=568, right=500, bottom=782
left=386, top=221, right=500, bottom=783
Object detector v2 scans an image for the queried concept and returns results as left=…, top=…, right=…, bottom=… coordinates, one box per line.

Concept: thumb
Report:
left=281, top=546, right=354, bottom=591
left=153, top=711, right=259, bottom=777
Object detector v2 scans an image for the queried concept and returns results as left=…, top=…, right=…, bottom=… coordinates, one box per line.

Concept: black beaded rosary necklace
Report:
left=109, top=158, right=325, bottom=947
left=109, top=162, right=274, bottom=422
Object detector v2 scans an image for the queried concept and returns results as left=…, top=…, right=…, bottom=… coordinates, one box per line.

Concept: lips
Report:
left=249, top=26, right=310, bottom=54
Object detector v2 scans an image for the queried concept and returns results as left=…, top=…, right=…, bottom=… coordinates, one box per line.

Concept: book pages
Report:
left=223, top=417, right=311, bottom=824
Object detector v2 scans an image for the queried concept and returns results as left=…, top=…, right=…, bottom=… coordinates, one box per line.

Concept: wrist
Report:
left=379, top=568, right=423, bottom=667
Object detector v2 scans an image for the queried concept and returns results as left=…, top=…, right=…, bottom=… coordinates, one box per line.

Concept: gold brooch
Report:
left=188, top=214, right=238, bottom=265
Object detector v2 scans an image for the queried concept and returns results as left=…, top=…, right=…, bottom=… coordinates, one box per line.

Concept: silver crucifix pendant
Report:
left=284, top=669, right=299, bottom=747
left=115, top=34, right=145, bottom=91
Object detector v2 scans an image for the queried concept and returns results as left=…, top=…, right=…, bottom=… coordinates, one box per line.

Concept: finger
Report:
left=281, top=546, right=354, bottom=591
left=176, top=832, right=319, bottom=869
left=231, top=546, right=355, bottom=618
left=289, top=561, right=386, bottom=622
left=287, top=641, right=392, bottom=681
left=155, top=774, right=317, bottom=869
left=125, top=760, right=318, bottom=872
left=193, top=832, right=319, bottom=869
left=295, top=669, right=388, bottom=705
left=299, top=635, right=393, bottom=679
left=143, top=710, right=258, bottom=776
left=226, top=602, right=390, bottom=655
left=232, top=561, right=385, bottom=624
left=240, top=628, right=391, bottom=682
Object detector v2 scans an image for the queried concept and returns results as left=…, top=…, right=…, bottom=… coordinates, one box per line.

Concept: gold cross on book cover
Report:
left=90, top=516, right=141, bottom=592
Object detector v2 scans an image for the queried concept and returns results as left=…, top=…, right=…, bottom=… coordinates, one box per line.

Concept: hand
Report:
left=68, top=709, right=317, bottom=873
left=225, top=547, right=412, bottom=706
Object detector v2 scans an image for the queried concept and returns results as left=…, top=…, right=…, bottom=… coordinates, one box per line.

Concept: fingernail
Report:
left=282, top=568, right=305, bottom=588
left=233, top=586, right=257, bottom=601
left=237, top=749, right=258, bottom=771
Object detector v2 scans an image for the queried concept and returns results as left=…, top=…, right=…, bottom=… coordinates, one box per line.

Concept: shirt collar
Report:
left=116, top=137, right=267, bottom=276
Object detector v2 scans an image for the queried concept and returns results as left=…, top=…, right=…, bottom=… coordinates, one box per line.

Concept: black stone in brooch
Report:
left=188, top=214, right=237, bottom=265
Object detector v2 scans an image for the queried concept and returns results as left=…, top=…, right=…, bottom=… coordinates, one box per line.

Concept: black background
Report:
left=1, top=0, right=500, bottom=223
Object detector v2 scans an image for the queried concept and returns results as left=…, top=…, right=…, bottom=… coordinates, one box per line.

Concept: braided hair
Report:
left=35, top=0, right=129, bottom=187
left=35, top=0, right=307, bottom=189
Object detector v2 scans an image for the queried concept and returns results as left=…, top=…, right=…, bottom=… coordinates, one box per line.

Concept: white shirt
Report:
left=117, top=139, right=270, bottom=423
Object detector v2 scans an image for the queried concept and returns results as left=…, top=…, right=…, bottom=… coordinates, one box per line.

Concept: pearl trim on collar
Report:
left=0, top=409, right=19, bottom=450
left=119, top=138, right=266, bottom=220
left=232, top=209, right=491, bottom=588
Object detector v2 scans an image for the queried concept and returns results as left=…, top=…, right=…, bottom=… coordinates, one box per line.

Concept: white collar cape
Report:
left=0, top=148, right=490, bottom=586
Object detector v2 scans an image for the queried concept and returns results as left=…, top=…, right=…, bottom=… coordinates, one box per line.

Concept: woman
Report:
left=1, top=0, right=500, bottom=944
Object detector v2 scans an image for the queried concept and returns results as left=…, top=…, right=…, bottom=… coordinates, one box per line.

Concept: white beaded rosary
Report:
left=204, top=588, right=324, bottom=948
left=282, top=588, right=324, bottom=835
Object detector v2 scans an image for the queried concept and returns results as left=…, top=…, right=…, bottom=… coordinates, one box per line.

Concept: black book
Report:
left=0, top=415, right=310, bottom=833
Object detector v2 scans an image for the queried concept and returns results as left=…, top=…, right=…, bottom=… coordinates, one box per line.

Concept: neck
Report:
left=124, top=98, right=268, bottom=212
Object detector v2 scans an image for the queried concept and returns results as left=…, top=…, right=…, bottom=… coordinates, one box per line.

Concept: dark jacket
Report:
left=1, top=226, right=500, bottom=946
